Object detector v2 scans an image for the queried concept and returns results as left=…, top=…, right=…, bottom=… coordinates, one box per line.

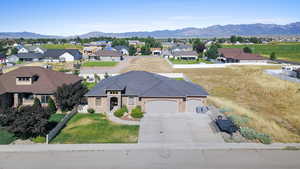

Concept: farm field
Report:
left=51, top=114, right=139, bottom=144
left=41, top=44, right=83, bottom=50
left=222, top=42, right=300, bottom=62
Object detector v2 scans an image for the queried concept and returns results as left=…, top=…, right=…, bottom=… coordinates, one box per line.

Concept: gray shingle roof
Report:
left=172, top=51, right=198, bottom=56
left=43, top=49, right=82, bottom=60
left=85, top=71, right=208, bottom=97
left=15, top=53, right=44, bottom=59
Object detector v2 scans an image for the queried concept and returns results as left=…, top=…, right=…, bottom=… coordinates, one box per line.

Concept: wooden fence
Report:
left=46, top=107, right=77, bottom=144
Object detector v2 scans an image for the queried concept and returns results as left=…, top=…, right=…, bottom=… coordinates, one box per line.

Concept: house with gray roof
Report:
left=43, top=49, right=82, bottom=62
left=18, top=46, right=46, bottom=54
left=85, top=71, right=208, bottom=114
left=90, top=50, right=123, bottom=61
left=10, top=53, right=44, bottom=62
left=172, top=51, right=198, bottom=60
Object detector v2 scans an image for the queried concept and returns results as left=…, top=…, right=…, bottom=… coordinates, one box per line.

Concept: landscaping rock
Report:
left=10, top=139, right=35, bottom=145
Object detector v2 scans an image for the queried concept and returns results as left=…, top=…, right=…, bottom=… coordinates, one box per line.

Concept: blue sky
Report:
left=1, top=0, right=300, bottom=36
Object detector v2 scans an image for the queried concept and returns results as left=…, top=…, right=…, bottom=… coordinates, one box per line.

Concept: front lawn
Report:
left=169, top=58, right=212, bottom=64
left=0, top=128, right=16, bottom=144
left=51, top=114, right=139, bottom=144
left=83, top=82, right=97, bottom=90
left=82, top=61, right=118, bottom=67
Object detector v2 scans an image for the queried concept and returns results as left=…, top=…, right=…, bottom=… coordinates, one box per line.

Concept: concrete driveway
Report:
left=138, top=112, right=224, bottom=144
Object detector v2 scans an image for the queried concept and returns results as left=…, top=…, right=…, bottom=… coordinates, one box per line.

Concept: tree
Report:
left=104, top=72, right=109, bottom=79
left=47, top=97, right=57, bottom=114
left=128, top=45, right=137, bottom=56
left=230, top=35, right=237, bottom=43
left=54, top=83, right=88, bottom=112
left=205, top=45, right=219, bottom=59
left=33, top=98, right=42, bottom=110
left=94, top=73, right=101, bottom=83
left=141, top=46, right=151, bottom=55
left=10, top=47, right=18, bottom=55
left=270, top=52, right=276, bottom=60
left=112, top=39, right=129, bottom=47
left=237, top=36, right=244, bottom=43
left=243, top=47, right=252, bottom=53
left=193, top=39, right=206, bottom=54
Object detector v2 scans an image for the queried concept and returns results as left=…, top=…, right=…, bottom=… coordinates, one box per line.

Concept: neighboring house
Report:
left=162, top=50, right=172, bottom=58
left=18, top=46, right=46, bottom=54
left=171, top=44, right=193, bottom=52
left=43, top=49, right=82, bottom=62
left=85, top=71, right=208, bottom=114
left=83, top=47, right=102, bottom=58
left=11, top=53, right=44, bottom=62
left=128, top=40, right=145, bottom=47
left=91, top=50, right=123, bottom=61
left=151, top=48, right=162, bottom=55
left=161, top=42, right=175, bottom=49
left=218, top=48, right=267, bottom=63
left=84, top=41, right=112, bottom=47
left=103, top=46, right=117, bottom=51
left=0, top=52, right=6, bottom=64
left=114, top=46, right=129, bottom=56
left=172, top=51, right=198, bottom=60
left=0, top=66, right=81, bottom=108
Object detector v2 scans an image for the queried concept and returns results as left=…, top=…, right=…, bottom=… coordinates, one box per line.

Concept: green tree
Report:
left=230, top=35, right=237, bottom=43
left=33, top=98, right=42, bottom=110
left=141, top=46, right=151, bottom=55
left=10, top=47, right=18, bottom=55
left=205, top=45, right=219, bottom=59
left=243, top=47, right=252, bottom=53
left=193, top=39, right=206, bottom=54
left=47, top=97, right=57, bottom=114
left=112, top=39, right=129, bottom=47
left=270, top=52, right=276, bottom=60
left=128, top=45, right=137, bottom=56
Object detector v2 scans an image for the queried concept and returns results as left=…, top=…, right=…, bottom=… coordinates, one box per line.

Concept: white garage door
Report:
left=187, top=100, right=202, bottom=113
left=145, top=100, right=178, bottom=114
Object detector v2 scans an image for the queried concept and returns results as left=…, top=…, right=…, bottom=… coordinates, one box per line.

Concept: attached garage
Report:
left=145, top=100, right=178, bottom=114
left=187, top=99, right=203, bottom=113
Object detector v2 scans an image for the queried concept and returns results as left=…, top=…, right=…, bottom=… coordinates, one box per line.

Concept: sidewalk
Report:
left=0, top=143, right=300, bottom=152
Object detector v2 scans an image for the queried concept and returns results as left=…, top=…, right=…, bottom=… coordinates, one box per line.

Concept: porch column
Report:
left=13, top=93, right=19, bottom=107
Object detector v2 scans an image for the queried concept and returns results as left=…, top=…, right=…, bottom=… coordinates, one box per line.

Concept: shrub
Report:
left=240, top=127, right=272, bottom=144
left=31, top=136, right=46, bottom=143
left=114, top=109, right=125, bottom=117
left=227, top=114, right=250, bottom=127
left=87, top=108, right=95, bottom=114
left=33, top=97, right=42, bottom=109
left=131, top=106, right=144, bottom=119
left=219, top=107, right=233, bottom=113
left=47, top=97, right=57, bottom=114
left=0, top=129, right=16, bottom=144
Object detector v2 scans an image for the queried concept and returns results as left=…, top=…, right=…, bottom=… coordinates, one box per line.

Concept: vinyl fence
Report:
left=46, top=108, right=78, bottom=144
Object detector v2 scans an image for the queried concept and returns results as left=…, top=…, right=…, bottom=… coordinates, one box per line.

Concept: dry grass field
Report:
left=121, top=57, right=173, bottom=73
left=178, top=66, right=300, bottom=142
left=123, top=57, right=300, bottom=142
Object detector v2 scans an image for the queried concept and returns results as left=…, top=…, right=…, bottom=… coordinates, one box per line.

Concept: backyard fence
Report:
left=46, top=107, right=78, bottom=144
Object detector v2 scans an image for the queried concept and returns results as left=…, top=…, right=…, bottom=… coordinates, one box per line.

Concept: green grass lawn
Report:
left=82, top=61, right=118, bottom=67
left=51, top=114, right=139, bottom=144
left=173, top=78, right=185, bottom=80
left=49, top=114, right=65, bottom=123
left=222, top=42, right=300, bottom=62
left=83, top=82, right=97, bottom=90
left=42, top=44, right=83, bottom=50
left=0, top=128, right=16, bottom=144
left=169, top=58, right=212, bottom=64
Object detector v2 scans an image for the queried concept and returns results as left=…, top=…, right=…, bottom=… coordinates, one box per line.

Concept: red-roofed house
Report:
left=218, top=48, right=268, bottom=63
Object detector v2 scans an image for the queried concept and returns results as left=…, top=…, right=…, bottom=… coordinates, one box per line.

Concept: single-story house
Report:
left=151, top=48, right=162, bottom=55
left=83, top=47, right=102, bottom=58
left=114, top=46, right=129, bottom=56
left=43, top=49, right=82, bottom=62
left=0, top=66, right=81, bottom=108
left=85, top=71, right=208, bottom=114
left=11, top=53, right=44, bottom=62
left=171, top=44, right=193, bottom=52
left=91, top=50, right=123, bottom=61
left=128, top=40, right=145, bottom=47
left=218, top=48, right=268, bottom=63
left=172, top=51, right=198, bottom=60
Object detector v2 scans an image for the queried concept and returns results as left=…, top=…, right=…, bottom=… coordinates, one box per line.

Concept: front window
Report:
left=41, top=95, right=50, bottom=104
left=95, top=97, right=101, bottom=105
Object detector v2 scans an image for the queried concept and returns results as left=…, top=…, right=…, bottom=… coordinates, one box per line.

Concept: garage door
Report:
left=145, top=100, right=178, bottom=114
left=187, top=100, right=202, bottom=113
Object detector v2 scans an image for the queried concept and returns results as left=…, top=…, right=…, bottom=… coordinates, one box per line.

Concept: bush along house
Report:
left=0, top=66, right=81, bottom=108
left=85, top=71, right=208, bottom=114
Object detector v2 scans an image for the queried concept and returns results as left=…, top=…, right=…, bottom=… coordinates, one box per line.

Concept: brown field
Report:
left=121, top=57, right=173, bottom=73
left=123, top=57, right=300, bottom=142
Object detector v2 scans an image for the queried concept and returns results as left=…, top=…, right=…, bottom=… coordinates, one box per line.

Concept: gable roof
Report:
left=173, top=51, right=198, bottom=56
left=85, top=71, right=208, bottom=97
left=25, top=46, right=46, bottom=52
left=43, top=49, right=82, bottom=60
left=95, top=50, right=122, bottom=57
left=218, top=48, right=265, bottom=60
left=14, top=53, right=44, bottom=59
left=0, top=66, right=81, bottom=94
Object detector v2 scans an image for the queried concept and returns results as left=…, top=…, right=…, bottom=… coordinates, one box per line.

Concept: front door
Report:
left=110, top=97, right=118, bottom=111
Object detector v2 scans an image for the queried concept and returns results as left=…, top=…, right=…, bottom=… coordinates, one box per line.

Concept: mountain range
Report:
left=1, top=22, right=300, bottom=39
